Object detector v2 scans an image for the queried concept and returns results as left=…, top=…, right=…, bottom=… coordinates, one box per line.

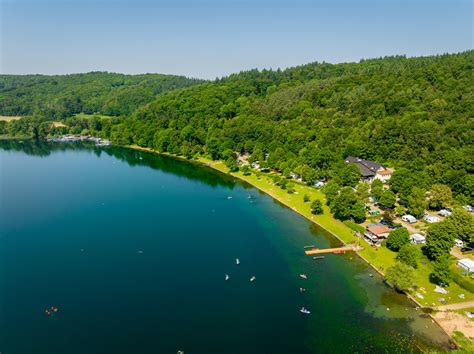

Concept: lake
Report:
left=0, top=141, right=452, bottom=353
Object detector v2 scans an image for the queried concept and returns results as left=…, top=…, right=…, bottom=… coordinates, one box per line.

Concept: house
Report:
left=366, top=224, right=391, bottom=239
left=410, top=233, right=426, bottom=244
left=345, top=156, right=394, bottom=183
left=457, top=259, right=474, bottom=274
left=424, top=214, right=440, bottom=223
left=402, top=214, right=417, bottom=224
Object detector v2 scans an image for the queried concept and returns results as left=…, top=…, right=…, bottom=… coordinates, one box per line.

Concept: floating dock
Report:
left=304, top=245, right=359, bottom=255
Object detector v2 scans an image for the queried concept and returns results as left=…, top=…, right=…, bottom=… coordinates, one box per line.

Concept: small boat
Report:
left=248, top=195, right=252, bottom=199
left=299, top=287, right=306, bottom=292
left=250, top=276, right=256, bottom=282
left=299, top=274, right=307, bottom=280
left=235, top=258, right=240, bottom=265
left=225, top=274, right=230, bottom=281
left=304, top=245, right=315, bottom=249
left=227, top=196, right=233, bottom=200
left=313, top=256, right=325, bottom=260
left=300, top=307, right=310, bottom=314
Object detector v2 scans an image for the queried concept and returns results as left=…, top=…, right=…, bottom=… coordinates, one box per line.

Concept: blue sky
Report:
left=1, top=0, right=472, bottom=79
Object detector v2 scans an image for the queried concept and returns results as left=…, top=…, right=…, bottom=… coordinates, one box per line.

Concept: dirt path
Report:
left=437, top=300, right=474, bottom=311
left=434, top=311, right=474, bottom=338
left=451, top=247, right=474, bottom=261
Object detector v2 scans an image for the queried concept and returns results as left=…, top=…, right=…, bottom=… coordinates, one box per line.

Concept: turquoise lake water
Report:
left=0, top=141, right=452, bottom=353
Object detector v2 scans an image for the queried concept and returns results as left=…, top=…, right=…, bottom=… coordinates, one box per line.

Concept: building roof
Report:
left=458, top=258, right=474, bottom=269
left=377, top=168, right=394, bottom=176
left=367, top=225, right=391, bottom=236
left=345, top=156, right=383, bottom=177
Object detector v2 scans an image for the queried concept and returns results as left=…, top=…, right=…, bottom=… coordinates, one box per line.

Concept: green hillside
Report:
left=0, top=72, right=205, bottom=117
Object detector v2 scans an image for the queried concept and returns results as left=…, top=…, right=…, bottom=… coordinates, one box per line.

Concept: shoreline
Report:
left=125, top=145, right=465, bottom=347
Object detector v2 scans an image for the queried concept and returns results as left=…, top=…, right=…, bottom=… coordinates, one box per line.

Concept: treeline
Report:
left=0, top=72, right=205, bottom=117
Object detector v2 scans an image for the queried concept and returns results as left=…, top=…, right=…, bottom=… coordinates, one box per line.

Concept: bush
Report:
left=343, top=220, right=366, bottom=234
left=386, top=227, right=409, bottom=251
left=386, top=262, right=416, bottom=292
left=396, top=244, right=421, bottom=268
left=311, top=200, right=323, bottom=215
left=452, top=271, right=474, bottom=293
left=303, top=194, right=310, bottom=203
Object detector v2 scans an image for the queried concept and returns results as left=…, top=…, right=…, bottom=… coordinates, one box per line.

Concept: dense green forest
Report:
left=0, top=72, right=204, bottom=117
left=1, top=51, right=473, bottom=206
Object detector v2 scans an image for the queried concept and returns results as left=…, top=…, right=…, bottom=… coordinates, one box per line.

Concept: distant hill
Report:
left=0, top=72, right=205, bottom=117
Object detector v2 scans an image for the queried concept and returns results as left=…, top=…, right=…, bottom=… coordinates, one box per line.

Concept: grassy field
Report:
left=0, top=116, right=22, bottom=121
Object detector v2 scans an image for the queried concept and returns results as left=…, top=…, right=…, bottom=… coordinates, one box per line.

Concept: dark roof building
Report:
left=345, top=156, right=394, bottom=182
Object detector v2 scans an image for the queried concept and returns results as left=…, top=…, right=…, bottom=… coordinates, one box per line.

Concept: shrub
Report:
left=396, top=244, right=421, bottom=268
left=311, top=200, right=323, bottom=215
left=343, top=220, right=366, bottom=234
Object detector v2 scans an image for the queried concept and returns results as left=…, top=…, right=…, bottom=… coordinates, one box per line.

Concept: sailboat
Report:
left=250, top=276, right=256, bottom=282
left=235, top=258, right=240, bottom=265
left=225, top=274, right=230, bottom=281
left=299, top=274, right=307, bottom=279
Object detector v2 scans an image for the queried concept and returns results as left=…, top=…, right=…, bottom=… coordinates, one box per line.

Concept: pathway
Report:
left=436, top=300, right=474, bottom=311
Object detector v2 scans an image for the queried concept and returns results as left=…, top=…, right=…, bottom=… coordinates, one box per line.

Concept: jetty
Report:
left=304, top=245, right=360, bottom=256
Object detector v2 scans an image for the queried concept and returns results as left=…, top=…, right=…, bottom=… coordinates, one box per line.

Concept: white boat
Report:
left=300, top=307, right=310, bottom=314
left=236, top=258, right=240, bottom=265
left=225, top=274, right=230, bottom=281
left=250, top=276, right=256, bottom=282
left=227, top=196, right=233, bottom=199
left=299, top=274, right=307, bottom=279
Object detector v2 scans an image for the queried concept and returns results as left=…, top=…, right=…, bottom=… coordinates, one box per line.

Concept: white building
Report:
left=410, top=233, right=426, bottom=244
left=402, top=214, right=417, bottom=224
left=457, top=259, right=474, bottom=274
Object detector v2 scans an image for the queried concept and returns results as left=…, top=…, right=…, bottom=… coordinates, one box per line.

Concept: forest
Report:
left=1, top=51, right=473, bottom=207
left=0, top=72, right=204, bottom=117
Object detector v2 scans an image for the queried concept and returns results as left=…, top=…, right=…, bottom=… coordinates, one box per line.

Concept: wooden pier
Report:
left=304, top=245, right=359, bottom=255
